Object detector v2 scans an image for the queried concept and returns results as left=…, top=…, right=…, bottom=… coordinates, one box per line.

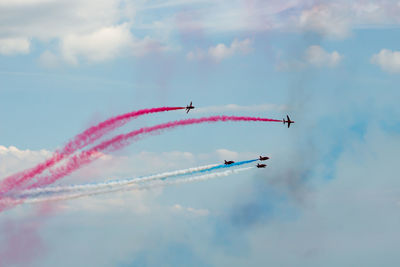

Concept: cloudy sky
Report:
left=1, top=0, right=400, bottom=266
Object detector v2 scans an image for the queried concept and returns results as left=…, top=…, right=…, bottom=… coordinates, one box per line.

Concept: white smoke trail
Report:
left=20, top=167, right=254, bottom=204
left=18, top=163, right=220, bottom=195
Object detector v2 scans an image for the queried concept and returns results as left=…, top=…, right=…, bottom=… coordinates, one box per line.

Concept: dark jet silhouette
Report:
left=224, top=160, right=235, bottom=165
left=259, top=156, right=269, bottom=161
left=185, top=101, right=195, bottom=113
left=283, top=115, right=294, bottom=128
left=256, top=163, right=267, bottom=168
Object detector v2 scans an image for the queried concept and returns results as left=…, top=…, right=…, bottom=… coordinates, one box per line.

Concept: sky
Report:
left=1, top=0, right=400, bottom=266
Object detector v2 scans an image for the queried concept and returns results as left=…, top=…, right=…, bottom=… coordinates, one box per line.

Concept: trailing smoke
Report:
left=0, top=107, right=184, bottom=194
left=18, top=159, right=258, bottom=197
left=26, top=116, right=280, bottom=190
left=18, top=167, right=255, bottom=204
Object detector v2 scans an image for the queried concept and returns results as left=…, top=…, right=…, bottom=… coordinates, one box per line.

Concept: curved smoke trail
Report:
left=17, top=167, right=255, bottom=204
left=0, top=107, right=184, bottom=194
left=21, top=163, right=220, bottom=196
left=28, top=116, right=280, bottom=189
left=16, top=159, right=258, bottom=198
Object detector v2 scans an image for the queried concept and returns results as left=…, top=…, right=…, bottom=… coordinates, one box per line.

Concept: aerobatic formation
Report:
left=0, top=102, right=294, bottom=212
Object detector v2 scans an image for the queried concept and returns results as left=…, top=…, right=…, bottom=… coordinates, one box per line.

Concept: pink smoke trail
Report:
left=0, top=218, right=44, bottom=266
left=28, top=116, right=282, bottom=190
left=0, top=107, right=185, bottom=194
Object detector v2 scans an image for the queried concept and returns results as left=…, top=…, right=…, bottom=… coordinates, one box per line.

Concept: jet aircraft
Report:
left=256, top=163, right=267, bottom=168
left=224, top=160, right=235, bottom=165
left=185, top=101, right=195, bottom=113
left=283, top=115, right=294, bottom=128
left=259, top=156, right=269, bottom=161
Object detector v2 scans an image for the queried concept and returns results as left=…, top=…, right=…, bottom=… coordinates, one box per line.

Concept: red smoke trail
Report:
left=28, top=116, right=282, bottom=189
left=0, top=107, right=184, bottom=194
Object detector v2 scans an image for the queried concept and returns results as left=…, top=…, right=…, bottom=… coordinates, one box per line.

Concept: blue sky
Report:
left=1, top=1, right=400, bottom=266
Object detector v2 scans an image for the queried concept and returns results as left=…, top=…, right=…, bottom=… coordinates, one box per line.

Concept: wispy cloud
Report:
left=135, top=1, right=400, bottom=38
left=0, top=38, right=30, bottom=55
left=277, top=45, right=343, bottom=71
left=298, top=4, right=351, bottom=39
left=138, top=0, right=209, bottom=10
left=187, top=38, right=253, bottom=62
left=1, top=0, right=400, bottom=63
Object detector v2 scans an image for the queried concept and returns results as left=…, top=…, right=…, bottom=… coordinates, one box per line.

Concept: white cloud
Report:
left=371, top=49, right=400, bottom=73
left=0, top=145, right=51, bottom=178
left=0, top=0, right=166, bottom=64
left=299, top=5, right=351, bottom=39
left=59, top=189, right=157, bottom=214
left=208, top=38, right=252, bottom=62
left=187, top=38, right=253, bottom=63
left=1, top=0, right=400, bottom=63
left=304, top=45, right=342, bottom=67
left=0, top=0, right=54, bottom=7
left=208, top=43, right=232, bottom=61
left=0, top=0, right=134, bottom=39
left=139, top=1, right=400, bottom=40
left=4, top=125, right=400, bottom=266
left=60, top=23, right=134, bottom=64
left=242, top=125, right=400, bottom=266
left=0, top=38, right=30, bottom=55
left=59, top=23, right=168, bottom=64
left=1, top=0, right=400, bottom=65
left=277, top=45, right=342, bottom=71
left=134, top=1, right=394, bottom=38
left=0, top=145, right=50, bottom=159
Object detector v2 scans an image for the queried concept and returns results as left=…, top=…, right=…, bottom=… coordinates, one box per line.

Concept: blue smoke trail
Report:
left=169, top=159, right=258, bottom=180
left=198, top=159, right=258, bottom=173
left=13, top=159, right=259, bottom=199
